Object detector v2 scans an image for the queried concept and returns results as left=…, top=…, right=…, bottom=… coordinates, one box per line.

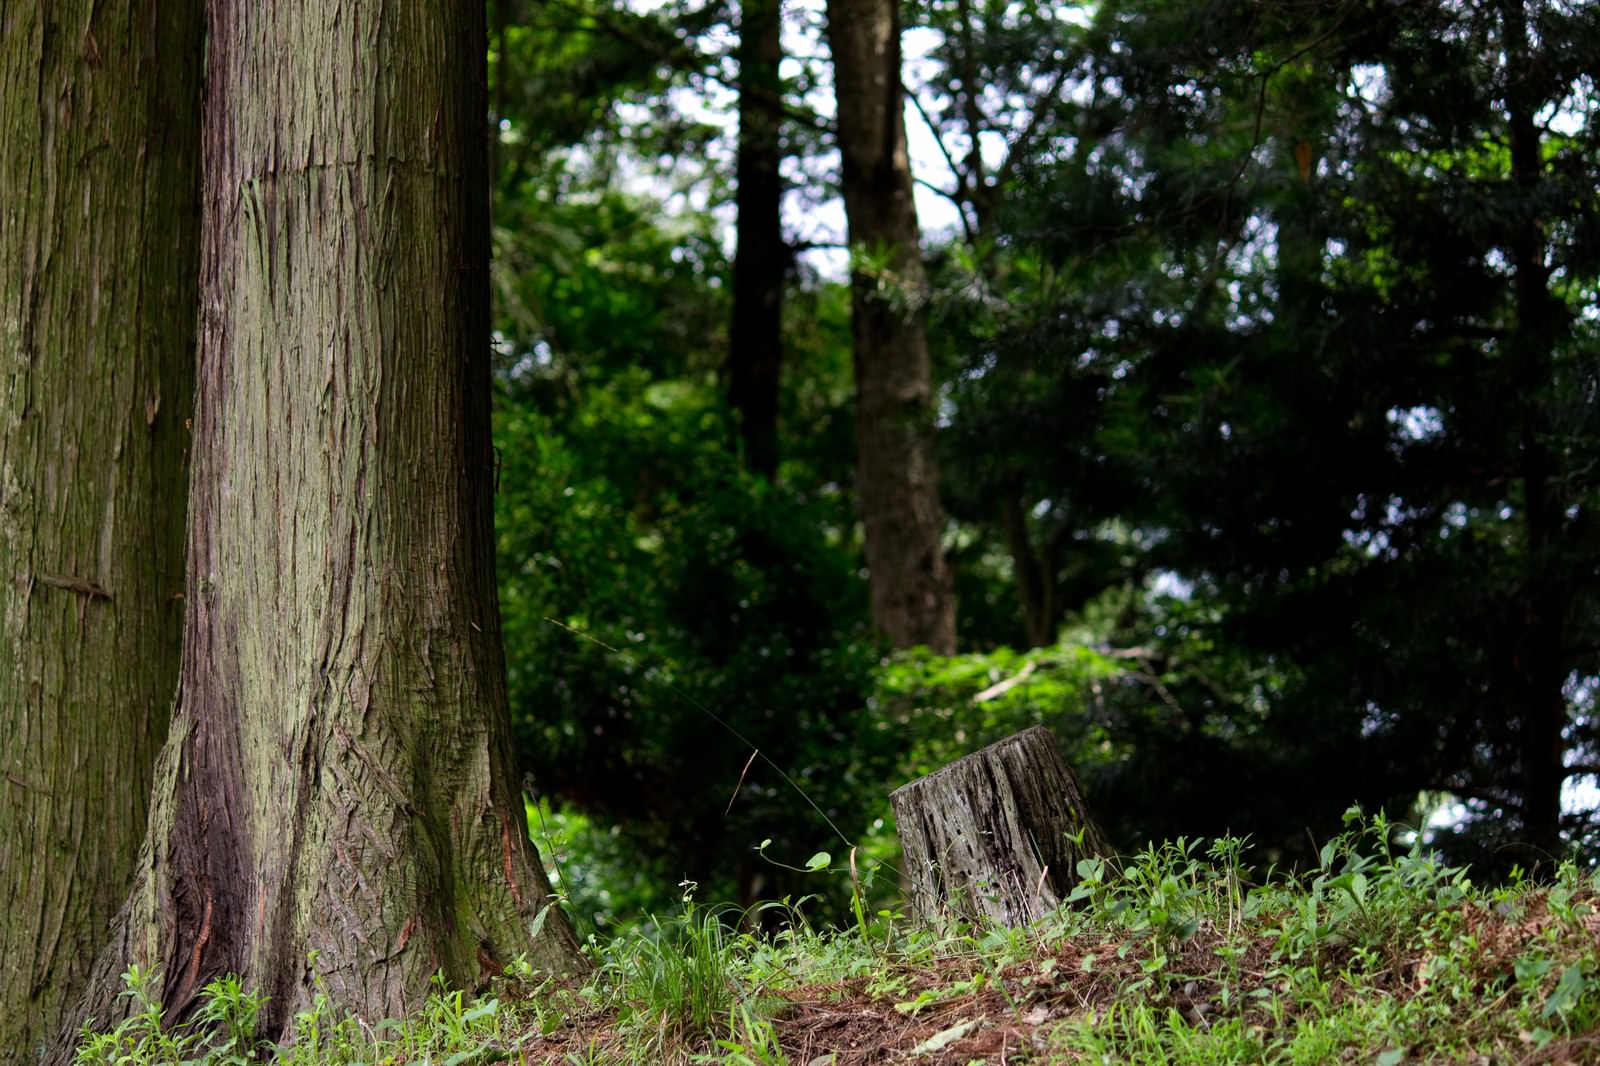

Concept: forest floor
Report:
left=518, top=878, right=1600, bottom=1064
left=75, top=815, right=1600, bottom=1064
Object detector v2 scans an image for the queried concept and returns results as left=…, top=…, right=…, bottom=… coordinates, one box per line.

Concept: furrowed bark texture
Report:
left=728, top=0, right=786, bottom=479
left=0, top=2, right=200, bottom=1060
left=891, top=726, right=1109, bottom=927
left=825, top=0, right=957, bottom=654
left=53, top=0, right=582, bottom=1051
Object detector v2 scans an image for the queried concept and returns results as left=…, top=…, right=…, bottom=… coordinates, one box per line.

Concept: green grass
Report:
left=75, top=811, right=1600, bottom=1064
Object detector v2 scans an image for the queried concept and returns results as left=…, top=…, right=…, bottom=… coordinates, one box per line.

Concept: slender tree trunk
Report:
left=826, top=0, right=957, bottom=653
left=953, top=0, right=995, bottom=239
left=51, top=1, right=582, bottom=1052
left=1502, top=0, right=1568, bottom=865
left=0, top=3, right=200, bottom=1059
left=1001, top=494, right=1056, bottom=649
left=729, top=0, right=786, bottom=479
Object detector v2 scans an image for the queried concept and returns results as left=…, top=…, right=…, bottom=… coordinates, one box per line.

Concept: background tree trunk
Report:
left=729, top=0, right=786, bottom=479
left=1001, top=494, right=1060, bottom=650
left=1501, top=0, right=1568, bottom=866
left=52, top=0, right=583, bottom=1051
left=826, top=0, right=957, bottom=654
left=0, top=3, right=201, bottom=1059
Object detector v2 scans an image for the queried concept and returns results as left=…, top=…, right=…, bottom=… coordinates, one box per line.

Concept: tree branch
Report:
left=537, top=0, right=836, bottom=134
left=903, top=85, right=963, bottom=182
left=903, top=86, right=977, bottom=242
left=996, top=62, right=1072, bottom=191
left=913, top=174, right=974, bottom=226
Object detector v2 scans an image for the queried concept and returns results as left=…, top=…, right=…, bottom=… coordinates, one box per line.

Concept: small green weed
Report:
left=75, top=964, right=202, bottom=1066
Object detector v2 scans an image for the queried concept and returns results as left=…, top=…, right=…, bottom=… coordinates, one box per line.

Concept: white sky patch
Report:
left=1149, top=570, right=1194, bottom=601
left=1387, top=404, right=1445, bottom=441
left=1348, top=63, right=1389, bottom=108
left=1564, top=776, right=1600, bottom=818
left=1538, top=73, right=1596, bottom=137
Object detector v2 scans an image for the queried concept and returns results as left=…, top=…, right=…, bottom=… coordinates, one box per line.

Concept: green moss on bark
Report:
left=0, top=3, right=202, bottom=1060
left=49, top=2, right=584, bottom=1056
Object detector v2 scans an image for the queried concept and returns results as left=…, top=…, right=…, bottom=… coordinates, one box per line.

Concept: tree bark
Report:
left=1501, top=0, right=1569, bottom=866
left=826, top=0, right=957, bottom=654
left=0, top=3, right=201, bottom=1059
left=891, top=726, right=1109, bottom=926
left=728, top=0, right=786, bottom=479
left=51, top=0, right=582, bottom=1052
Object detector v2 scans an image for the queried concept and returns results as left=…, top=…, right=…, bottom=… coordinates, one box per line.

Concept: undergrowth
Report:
left=76, top=810, right=1600, bottom=1064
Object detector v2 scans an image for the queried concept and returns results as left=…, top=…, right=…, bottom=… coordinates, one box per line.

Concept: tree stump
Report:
left=891, top=726, right=1110, bottom=927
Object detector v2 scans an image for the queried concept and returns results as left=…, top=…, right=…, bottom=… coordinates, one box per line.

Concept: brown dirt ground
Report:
left=500, top=896, right=1600, bottom=1065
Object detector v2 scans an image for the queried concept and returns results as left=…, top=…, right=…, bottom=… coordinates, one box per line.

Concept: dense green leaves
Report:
left=483, top=0, right=1600, bottom=923
left=981, top=0, right=1600, bottom=869
left=495, top=373, right=888, bottom=915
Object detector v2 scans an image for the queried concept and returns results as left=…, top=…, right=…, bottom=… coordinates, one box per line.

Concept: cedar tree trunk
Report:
left=728, top=0, right=786, bottom=479
left=0, top=2, right=200, bottom=1059
left=826, top=0, right=957, bottom=653
left=52, top=0, right=583, bottom=1051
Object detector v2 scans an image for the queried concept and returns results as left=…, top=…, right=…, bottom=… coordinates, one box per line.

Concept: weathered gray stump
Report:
left=891, top=725, right=1110, bottom=927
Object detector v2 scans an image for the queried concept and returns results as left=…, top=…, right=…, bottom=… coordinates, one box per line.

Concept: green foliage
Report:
left=482, top=0, right=1600, bottom=950
left=875, top=640, right=1122, bottom=778
left=1049, top=816, right=1600, bottom=1062
left=485, top=8, right=886, bottom=917
left=528, top=798, right=671, bottom=938
left=872, top=631, right=1318, bottom=857
left=75, top=961, right=533, bottom=1065
left=496, top=375, right=886, bottom=919
left=490, top=0, right=723, bottom=172
left=947, top=0, right=1600, bottom=868
left=492, top=187, right=729, bottom=386
left=75, top=965, right=205, bottom=1066
left=592, top=889, right=748, bottom=1042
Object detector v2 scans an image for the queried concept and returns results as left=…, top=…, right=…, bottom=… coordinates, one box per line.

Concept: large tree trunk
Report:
left=51, top=0, right=583, bottom=1052
left=0, top=3, right=201, bottom=1059
left=826, top=0, right=957, bottom=654
left=728, top=0, right=786, bottom=479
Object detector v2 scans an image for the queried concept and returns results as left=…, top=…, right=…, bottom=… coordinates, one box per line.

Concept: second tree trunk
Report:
left=827, top=0, right=957, bottom=654
left=0, top=2, right=201, bottom=1059
left=729, top=0, right=786, bottom=479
